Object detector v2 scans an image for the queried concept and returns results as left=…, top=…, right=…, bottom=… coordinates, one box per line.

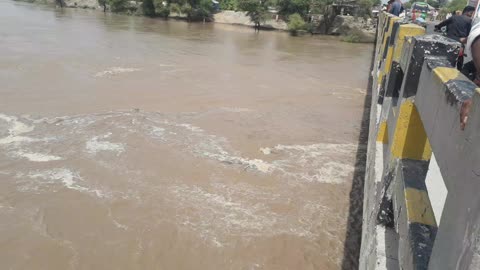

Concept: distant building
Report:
left=331, top=0, right=359, bottom=16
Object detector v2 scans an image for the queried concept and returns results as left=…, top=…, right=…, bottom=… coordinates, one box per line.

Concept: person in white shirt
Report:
left=460, top=19, right=480, bottom=129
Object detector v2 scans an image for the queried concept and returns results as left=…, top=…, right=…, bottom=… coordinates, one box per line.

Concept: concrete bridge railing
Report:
left=360, top=12, right=480, bottom=270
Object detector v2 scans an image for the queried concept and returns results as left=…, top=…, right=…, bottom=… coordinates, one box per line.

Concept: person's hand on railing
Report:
left=461, top=99, right=472, bottom=130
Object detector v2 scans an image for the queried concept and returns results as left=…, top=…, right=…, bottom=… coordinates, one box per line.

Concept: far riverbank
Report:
left=17, top=0, right=375, bottom=42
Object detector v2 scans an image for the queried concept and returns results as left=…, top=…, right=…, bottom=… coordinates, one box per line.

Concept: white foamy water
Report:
left=17, top=168, right=107, bottom=198
left=86, top=135, right=125, bottom=155
left=16, top=168, right=87, bottom=194
left=14, top=151, right=63, bottom=162
left=0, top=112, right=357, bottom=191
left=0, top=114, right=36, bottom=145
left=202, top=151, right=274, bottom=173
left=267, top=143, right=359, bottom=184
left=165, top=181, right=342, bottom=248
left=259, top=147, right=272, bottom=155
left=94, top=67, right=140, bottom=77
left=0, top=4, right=371, bottom=267
left=27, top=168, right=79, bottom=187
left=0, top=110, right=359, bottom=268
left=220, top=107, right=253, bottom=113
left=0, top=114, right=34, bottom=135
left=0, top=135, right=38, bottom=145
left=146, top=118, right=357, bottom=183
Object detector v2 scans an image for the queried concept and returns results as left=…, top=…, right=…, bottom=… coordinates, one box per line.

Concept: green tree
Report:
left=181, top=2, right=193, bottom=15
left=154, top=0, right=170, bottom=17
left=219, top=0, right=238, bottom=10
left=170, top=2, right=182, bottom=13
left=98, top=0, right=107, bottom=12
left=446, top=0, right=467, bottom=13
left=427, top=0, right=440, bottom=8
left=182, top=0, right=214, bottom=21
left=197, top=0, right=214, bottom=21
left=108, top=0, right=128, bottom=12
left=357, top=0, right=377, bottom=18
left=238, top=0, right=269, bottom=31
left=277, top=0, right=309, bottom=18
left=142, top=0, right=156, bottom=16
left=310, top=0, right=334, bottom=14
left=287, top=13, right=306, bottom=35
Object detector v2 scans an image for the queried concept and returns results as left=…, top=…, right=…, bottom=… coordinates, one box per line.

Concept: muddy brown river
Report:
left=0, top=1, right=372, bottom=269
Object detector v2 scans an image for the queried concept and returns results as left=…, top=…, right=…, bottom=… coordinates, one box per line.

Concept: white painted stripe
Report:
left=424, top=153, right=448, bottom=225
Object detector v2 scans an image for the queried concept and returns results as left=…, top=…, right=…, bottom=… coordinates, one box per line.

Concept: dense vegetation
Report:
left=96, top=0, right=380, bottom=25
left=96, top=0, right=214, bottom=21
left=287, top=13, right=306, bottom=35
left=444, top=0, right=467, bottom=13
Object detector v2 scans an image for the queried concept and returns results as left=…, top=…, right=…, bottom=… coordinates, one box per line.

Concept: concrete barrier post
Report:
left=376, top=24, right=425, bottom=145
left=381, top=24, right=425, bottom=103
left=376, top=36, right=459, bottom=269
left=363, top=11, right=480, bottom=270
left=385, top=35, right=459, bottom=158
left=414, top=57, right=480, bottom=270
left=374, top=16, right=401, bottom=93
left=374, top=13, right=389, bottom=67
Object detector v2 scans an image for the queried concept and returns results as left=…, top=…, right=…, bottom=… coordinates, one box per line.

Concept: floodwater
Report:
left=0, top=1, right=372, bottom=269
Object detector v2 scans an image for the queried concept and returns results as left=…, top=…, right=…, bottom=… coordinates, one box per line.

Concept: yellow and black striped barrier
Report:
left=361, top=11, right=480, bottom=270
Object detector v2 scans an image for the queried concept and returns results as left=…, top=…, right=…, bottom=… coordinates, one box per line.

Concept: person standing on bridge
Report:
left=435, top=6, right=475, bottom=43
left=435, top=6, right=475, bottom=69
left=389, top=0, right=403, bottom=16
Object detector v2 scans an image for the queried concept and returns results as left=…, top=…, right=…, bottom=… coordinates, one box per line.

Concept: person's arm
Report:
left=470, top=36, right=480, bottom=84
left=435, top=17, right=452, bottom=29
left=460, top=34, right=480, bottom=129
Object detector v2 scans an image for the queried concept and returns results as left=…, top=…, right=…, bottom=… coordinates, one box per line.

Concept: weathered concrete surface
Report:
left=393, top=159, right=436, bottom=270
left=414, top=58, right=480, bottom=270
left=399, top=35, right=460, bottom=99
left=364, top=11, right=480, bottom=270
left=213, top=11, right=288, bottom=30
left=359, top=14, right=399, bottom=268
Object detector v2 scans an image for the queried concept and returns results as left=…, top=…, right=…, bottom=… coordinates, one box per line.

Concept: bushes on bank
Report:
left=238, top=0, right=269, bottom=29
left=219, top=0, right=238, bottom=10
left=278, top=0, right=310, bottom=19
left=170, top=3, right=182, bottom=14
left=187, top=0, right=214, bottom=21
left=287, top=13, right=306, bottom=35
left=180, top=3, right=193, bottom=15
left=142, top=0, right=155, bottom=16
left=157, top=6, right=171, bottom=17
left=340, top=28, right=371, bottom=43
left=152, top=0, right=170, bottom=17
left=108, top=0, right=128, bottom=12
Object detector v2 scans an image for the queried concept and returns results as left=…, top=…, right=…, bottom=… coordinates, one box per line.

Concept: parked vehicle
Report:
left=410, top=2, right=429, bottom=22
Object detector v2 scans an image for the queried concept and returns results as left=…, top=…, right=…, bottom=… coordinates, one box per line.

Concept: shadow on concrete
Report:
left=340, top=44, right=375, bottom=270
left=384, top=226, right=400, bottom=270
